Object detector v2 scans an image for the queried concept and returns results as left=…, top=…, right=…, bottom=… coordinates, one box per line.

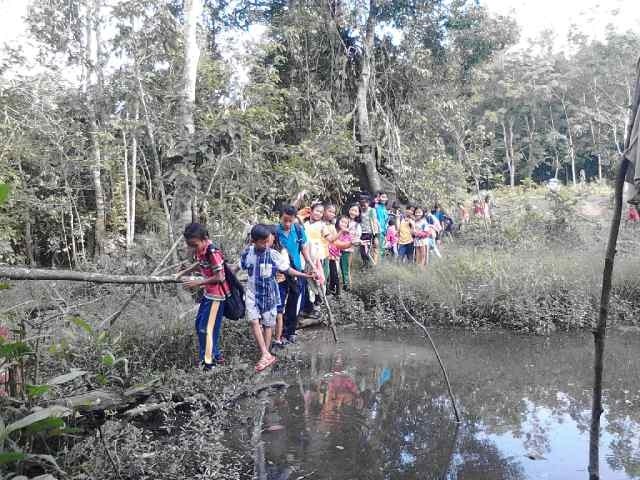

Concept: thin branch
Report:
left=397, top=284, right=461, bottom=423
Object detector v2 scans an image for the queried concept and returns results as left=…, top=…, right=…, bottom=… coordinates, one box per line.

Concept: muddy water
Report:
left=231, top=329, right=640, bottom=479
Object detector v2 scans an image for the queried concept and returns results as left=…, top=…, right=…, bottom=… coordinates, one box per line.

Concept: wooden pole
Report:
left=589, top=59, right=640, bottom=480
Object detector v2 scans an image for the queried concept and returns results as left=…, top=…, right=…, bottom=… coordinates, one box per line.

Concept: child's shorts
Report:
left=246, top=302, right=277, bottom=328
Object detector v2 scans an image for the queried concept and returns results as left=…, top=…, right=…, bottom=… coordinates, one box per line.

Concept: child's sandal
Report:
left=255, top=356, right=277, bottom=372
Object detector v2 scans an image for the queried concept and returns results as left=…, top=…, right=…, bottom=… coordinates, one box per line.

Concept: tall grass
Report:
left=349, top=238, right=640, bottom=333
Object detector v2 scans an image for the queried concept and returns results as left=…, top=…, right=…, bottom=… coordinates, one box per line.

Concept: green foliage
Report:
left=0, top=340, right=31, bottom=362
left=0, top=452, right=26, bottom=465
left=25, top=384, right=51, bottom=399
left=0, top=183, right=10, bottom=204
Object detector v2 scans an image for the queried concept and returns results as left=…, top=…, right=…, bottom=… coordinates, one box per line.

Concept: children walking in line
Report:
left=241, top=224, right=314, bottom=372
left=176, top=223, right=230, bottom=369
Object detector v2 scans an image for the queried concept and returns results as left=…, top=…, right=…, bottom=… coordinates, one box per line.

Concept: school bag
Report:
left=207, top=244, right=245, bottom=321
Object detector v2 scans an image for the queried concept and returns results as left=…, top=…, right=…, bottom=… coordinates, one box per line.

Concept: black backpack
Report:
left=222, top=262, right=245, bottom=320
left=207, top=245, right=245, bottom=321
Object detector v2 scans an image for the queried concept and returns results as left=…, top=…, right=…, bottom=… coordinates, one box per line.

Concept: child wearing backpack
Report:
left=241, top=224, right=315, bottom=372
left=176, top=223, right=230, bottom=369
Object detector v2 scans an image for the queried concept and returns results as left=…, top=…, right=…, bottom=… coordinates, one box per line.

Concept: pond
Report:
left=229, top=328, right=640, bottom=479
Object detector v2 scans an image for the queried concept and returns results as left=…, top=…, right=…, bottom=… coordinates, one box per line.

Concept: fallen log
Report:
left=0, top=267, right=185, bottom=285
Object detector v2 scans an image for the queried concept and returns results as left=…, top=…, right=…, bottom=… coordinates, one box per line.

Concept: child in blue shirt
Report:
left=241, top=224, right=314, bottom=372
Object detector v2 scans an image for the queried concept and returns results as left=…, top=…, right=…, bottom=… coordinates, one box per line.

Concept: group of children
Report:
left=176, top=191, right=459, bottom=373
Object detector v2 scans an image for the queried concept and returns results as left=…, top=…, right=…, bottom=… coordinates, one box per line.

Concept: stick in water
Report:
left=397, top=283, right=461, bottom=423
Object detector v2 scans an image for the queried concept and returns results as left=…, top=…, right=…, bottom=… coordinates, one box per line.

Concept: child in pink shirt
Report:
left=328, top=216, right=352, bottom=296
left=385, top=219, right=398, bottom=258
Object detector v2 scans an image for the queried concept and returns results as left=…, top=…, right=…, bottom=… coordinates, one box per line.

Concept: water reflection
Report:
left=235, top=330, right=640, bottom=479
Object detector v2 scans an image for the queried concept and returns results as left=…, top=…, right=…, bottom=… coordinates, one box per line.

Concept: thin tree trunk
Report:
left=129, top=103, right=139, bottom=246
left=174, top=0, right=202, bottom=229
left=24, top=217, right=34, bottom=266
left=85, top=0, right=106, bottom=255
left=501, top=120, right=515, bottom=187
left=122, top=121, right=131, bottom=248
left=589, top=61, right=640, bottom=480
left=69, top=203, right=78, bottom=264
left=561, top=98, right=577, bottom=186
left=355, top=0, right=381, bottom=194
left=134, top=59, right=175, bottom=246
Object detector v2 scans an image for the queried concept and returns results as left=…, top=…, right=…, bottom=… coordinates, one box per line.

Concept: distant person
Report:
left=359, top=194, right=379, bottom=266
left=483, top=195, right=492, bottom=223
left=458, top=202, right=470, bottom=225
left=241, top=224, right=314, bottom=372
left=473, top=199, right=484, bottom=218
left=176, top=223, right=230, bottom=369
left=387, top=200, right=402, bottom=229
left=374, top=191, right=389, bottom=257
left=384, top=218, right=399, bottom=258
left=397, top=205, right=415, bottom=263
left=328, top=215, right=353, bottom=296
left=413, top=207, right=431, bottom=267
left=341, top=203, right=362, bottom=290
left=628, top=205, right=640, bottom=223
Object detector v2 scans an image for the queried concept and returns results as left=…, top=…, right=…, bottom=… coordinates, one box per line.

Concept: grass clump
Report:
left=349, top=243, right=640, bottom=334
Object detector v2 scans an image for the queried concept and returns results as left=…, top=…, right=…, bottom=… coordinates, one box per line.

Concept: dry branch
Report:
left=397, top=284, right=461, bottom=423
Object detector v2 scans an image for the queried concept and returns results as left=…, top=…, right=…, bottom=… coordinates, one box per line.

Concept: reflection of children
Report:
left=241, top=224, right=314, bottom=372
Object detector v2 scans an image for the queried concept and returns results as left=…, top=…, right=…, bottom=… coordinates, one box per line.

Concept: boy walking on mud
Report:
left=241, top=224, right=315, bottom=372
left=176, top=223, right=230, bottom=369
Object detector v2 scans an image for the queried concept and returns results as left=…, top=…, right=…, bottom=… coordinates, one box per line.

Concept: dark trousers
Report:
left=195, top=298, right=224, bottom=366
left=328, top=259, right=341, bottom=296
left=282, top=277, right=304, bottom=338
left=398, top=243, right=414, bottom=263
left=360, top=233, right=373, bottom=266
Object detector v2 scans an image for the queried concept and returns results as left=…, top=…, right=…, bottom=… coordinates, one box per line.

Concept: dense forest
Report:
left=3, top=2, right=640, bottom=480
left=1, top=0, right=639, bottom=265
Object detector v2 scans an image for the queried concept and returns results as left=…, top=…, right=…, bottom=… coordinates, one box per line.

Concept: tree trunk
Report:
left=589, top=62, right=640, bottom=480
left=502, top=120, right=515, bottom=187
left=129, top=103, right=139, bottom=246
left=0, top=267, right=185, bottom=285
left=134, top=58, right=175, bottom=246
left=85, top=0, right=106, bottom=255
left=355, top=0, right=381, bottom=194
left=122, top=121, right=131, bottom=247
left=174, top=0, right=202, bottom=229
left=561, top=98, right=577, bottom=186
